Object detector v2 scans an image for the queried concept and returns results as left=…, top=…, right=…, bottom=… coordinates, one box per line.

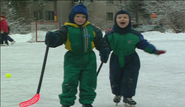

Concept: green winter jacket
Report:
left=54, top=21, right=108, bottom=52
left=105, top=29, right=157, bottom=67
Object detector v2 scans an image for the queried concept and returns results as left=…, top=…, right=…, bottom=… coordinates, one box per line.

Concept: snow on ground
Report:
left=1, top=31, right=185, bottom=107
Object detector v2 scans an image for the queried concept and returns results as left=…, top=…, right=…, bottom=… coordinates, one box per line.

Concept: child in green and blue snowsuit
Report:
left=45, top=4, right=110, bottom=107
left=104, top=10, right=166, bottom=105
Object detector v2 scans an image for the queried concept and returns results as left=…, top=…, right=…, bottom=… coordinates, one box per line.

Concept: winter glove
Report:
left=100, top=47, right=110, bottom=63
left=45, top=31, right=59, bottom=47
left=154, top=50, right=166, bottom=55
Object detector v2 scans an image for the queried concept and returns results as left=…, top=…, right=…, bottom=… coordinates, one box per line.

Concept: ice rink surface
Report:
left=1, top=31, right=185, bottom=107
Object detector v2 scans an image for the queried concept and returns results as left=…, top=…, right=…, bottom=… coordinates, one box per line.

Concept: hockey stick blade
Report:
left=19, top=94, right=40, bottom=107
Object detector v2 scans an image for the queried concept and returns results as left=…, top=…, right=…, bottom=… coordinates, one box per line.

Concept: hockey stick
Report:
left=97, top=62, right=103, bottom=76
left=19, top=42, right=50, bottom=107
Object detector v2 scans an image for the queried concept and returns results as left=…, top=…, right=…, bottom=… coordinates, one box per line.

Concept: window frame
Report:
left=106, top=12, right=113, bottom=22
left=34, top=11, right=41, bottom=20
left=46, top=11, right=54, bottom=21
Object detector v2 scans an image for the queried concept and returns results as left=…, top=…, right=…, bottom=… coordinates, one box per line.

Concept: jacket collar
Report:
left=64, top=21, right=90, bottom=28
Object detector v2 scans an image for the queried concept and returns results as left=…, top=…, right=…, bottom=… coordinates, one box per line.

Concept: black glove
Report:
left=100, top=47, right=110, bottom=63
left=45, top=31, right=58, bottom=47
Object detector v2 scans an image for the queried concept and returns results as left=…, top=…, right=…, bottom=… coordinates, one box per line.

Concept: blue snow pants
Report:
left=0, top=33, right=8, bottom=44
left=109, top=52, right=140, bottom=97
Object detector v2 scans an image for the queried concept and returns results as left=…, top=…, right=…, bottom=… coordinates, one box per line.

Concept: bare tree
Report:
left=89, top=16, right=113, bottom=30
left=76, top=0, right=93, bottom=6
left=142, top=1, right=185, bottom=33
left=2, top=0, right=52, bottom=34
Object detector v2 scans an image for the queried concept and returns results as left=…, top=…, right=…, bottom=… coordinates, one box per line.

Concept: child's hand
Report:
left=100, top=47, right=110, bottom=63
left=154, top=50, right=166, bottom=55
left=45, top=31, right=58, bottom=47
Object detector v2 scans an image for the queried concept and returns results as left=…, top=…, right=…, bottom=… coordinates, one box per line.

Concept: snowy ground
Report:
left=1, top=31, right=185, bottom=107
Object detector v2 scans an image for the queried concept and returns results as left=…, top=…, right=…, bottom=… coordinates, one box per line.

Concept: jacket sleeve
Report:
left=91, top=25, right=109, bottom=51
left=103, top=30, right=113, bottom=50
left=53, top=25, right=68, bottom=46
left=136, top=34, right=157, bottom=54
left=1, top=20, right=8, bottom=33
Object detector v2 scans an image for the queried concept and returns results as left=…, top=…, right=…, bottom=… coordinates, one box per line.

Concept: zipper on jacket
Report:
left=83, top=27, right=90, bottom=53
left=80, top=27, right=84, bottom=65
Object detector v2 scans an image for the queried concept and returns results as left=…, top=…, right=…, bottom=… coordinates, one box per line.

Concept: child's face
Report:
left=116, top=14, right=129, bottom=28
left=74, top=14, right=86, bottom=25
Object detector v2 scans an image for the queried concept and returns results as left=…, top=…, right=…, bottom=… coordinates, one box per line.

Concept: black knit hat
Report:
left=113, top=10, right=132, bottom=34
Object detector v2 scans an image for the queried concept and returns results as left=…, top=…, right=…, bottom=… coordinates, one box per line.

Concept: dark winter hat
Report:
left=1, top=15, right=6, bottom=19
left=113, top=10, right=132, bottom=34
left=68, top=4, right=89, bottom=23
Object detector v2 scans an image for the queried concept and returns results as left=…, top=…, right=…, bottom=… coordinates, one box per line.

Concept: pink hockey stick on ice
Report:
left=19, top=43, right=49, bottom=107
left=19, top=94, right=40, bottom=107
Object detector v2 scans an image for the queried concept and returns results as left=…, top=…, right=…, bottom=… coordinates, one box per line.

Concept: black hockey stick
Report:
left=19, top=42, right=49, bottom=107
left=97, top=62, right=103, bottom=76
left=36, top=42, right=50, bottom=94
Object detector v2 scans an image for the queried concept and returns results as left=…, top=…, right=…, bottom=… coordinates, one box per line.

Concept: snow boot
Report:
left=11, top=41, right=15, bottom=45
left=82, top=104, right=93, bottom=107
left=123, top=97, right=136, bottom=106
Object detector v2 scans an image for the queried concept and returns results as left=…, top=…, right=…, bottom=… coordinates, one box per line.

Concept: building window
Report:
left=107, top=0, right=113, bottom=4
left=73, top=0, right=78, bottom=3
left=46, top=11, right=54, bottom=21
left=107, top=12, right=113, bottom=21
left=34, top=11, right=41, bottom=20
left=1, top=12, right=6, bottom=16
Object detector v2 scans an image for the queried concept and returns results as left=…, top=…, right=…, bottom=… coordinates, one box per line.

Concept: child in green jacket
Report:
left=104, top=10, right=166, bottom=106
left=45, top=4, right=110, bottom=107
